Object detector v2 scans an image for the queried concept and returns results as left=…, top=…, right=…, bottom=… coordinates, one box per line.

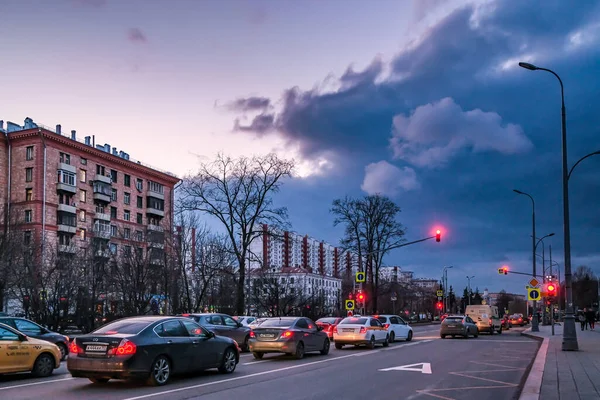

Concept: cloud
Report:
left=389, top=97, right=533, bottom=168
left=227, top=97, right=271, bottom=112
left=361, top=161, right=420, bottom=196
left=128, top=28, right=147, bottom=44
left=234, top=113, right=275, bottom=135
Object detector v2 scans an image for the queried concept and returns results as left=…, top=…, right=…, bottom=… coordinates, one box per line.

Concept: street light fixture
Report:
left=513, top=188, right=539, bottom=332
left=466, top=276, right=475, bottom=306
left=518, top=61, right=577, bottom=351
left=443, top=266, right=453, bottom=313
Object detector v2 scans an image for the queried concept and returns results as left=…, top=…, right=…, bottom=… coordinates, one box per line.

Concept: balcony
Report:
left=93, top=192, right=111, bottom=203
left=57, top=204, right=76, bottom=214
left=148, top=241, right=165, bottom=249
left=58, top=162, right=76, bottom=174
left=57, top=183, right=77, bottom=194
left=94, top=212, right=110, bottom=222
left=93, top=224, right=111, bottom=240
left=94, top=174, right=112, bottom=185
left=94, top=249, right=111, bottom=259
left=58, top=244, right=77, bottom=254
left=146, top=207, right=165, bottom=217
left=147, top=224, right=164, bottom=233
left=57, top=224, right=77, bottom=234
left=147, top=189, right=165, bottom=200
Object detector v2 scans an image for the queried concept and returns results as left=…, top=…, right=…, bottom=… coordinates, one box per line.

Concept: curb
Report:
left=518, top=329, right=549, bottom=400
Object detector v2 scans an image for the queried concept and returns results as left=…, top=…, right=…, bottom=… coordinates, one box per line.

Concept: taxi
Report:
left=0, top=322, right=61, bottom=377
left=332, top=316, right=389, bottom=349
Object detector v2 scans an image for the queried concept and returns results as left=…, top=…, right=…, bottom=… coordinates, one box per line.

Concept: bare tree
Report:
left=179, top=153, right=294, bottom=315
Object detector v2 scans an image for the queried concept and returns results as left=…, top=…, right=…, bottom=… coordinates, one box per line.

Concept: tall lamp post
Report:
left=518, top=61, right=577, bottom=350
left=513, top=189, right=539, bottom=332
left=534, top=233, right=555, bottom=324
left=466, top=276, right=475, bottom=306
left=443, top=266, right=453, bottom=313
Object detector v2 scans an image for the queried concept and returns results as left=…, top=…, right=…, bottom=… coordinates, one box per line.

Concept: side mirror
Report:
left=207, top=330, right=215, bottom=338
left=18, top=334, right=27, bottom=341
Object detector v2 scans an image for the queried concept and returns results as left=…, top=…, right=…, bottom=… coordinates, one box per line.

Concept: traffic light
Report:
left=348, top=293, right=353, bottom=300
left=498, top=266, right=509, bottom=275
left=546, top=283, right=557, bottom=297
left=435, top=230, right=441, bottom=242
left=436, top=301, right=443, bottom=309
left=357, top=292, right=365, bottom=303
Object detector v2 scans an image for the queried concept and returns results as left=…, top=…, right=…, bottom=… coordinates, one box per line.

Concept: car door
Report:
left=154, top=320, right=193, bottom=372
left=305, top=318, right=324, bottom=350
left=181, top=319, right=219, bottom=369
left=221, top=315, right=246, bottom=343
left=388, top=316, right=402, bottom=338
left=0, top=325, right=29, bottom=372
left=294, top=318, right=316, bottom=351
left=204, top=315, right=225, bottom=335
left=13, top=319, right=44, bottom=340
left=373, top=318, right=387, bottom=341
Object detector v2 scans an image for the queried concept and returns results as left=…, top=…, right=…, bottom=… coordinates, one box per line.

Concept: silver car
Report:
left=440, top=315, right=478, bottom=339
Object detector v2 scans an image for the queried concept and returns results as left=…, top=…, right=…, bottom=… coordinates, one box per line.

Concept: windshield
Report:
left=339, top=317, right=368, bottom=325
left=317, top=318, right=339, bottom=324
left=94, top=320, right=150, bottom=334
left=444, top=317, right=463, bottom=323
left=259, top=319, right=296, bottom=328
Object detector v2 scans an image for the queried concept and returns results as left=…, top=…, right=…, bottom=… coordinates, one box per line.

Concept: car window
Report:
left=466, top=317, right=474, bottom=323
left=95, top=320, right=149, bottom=334
left=397, top=316, right=407, bottom=325
left=14, top=319, right=43, bottom=335
left=156, top=320, right=188, bottom=337
left=181, top=320, right=209, bottom=338
left=370, top=319, right=381, bottom=327
left=305, top=319, right=317, bottom=330
left=340, top=317, right=368, bottom=325
left=223, top=316, right=238, bottom=327
left=317, top=318, right=338, bottom=324
left=260, top=319, right=295, bottom=328
left=444, top=317, right=463, bottom=323
left=389, top=317, right=399, bottom=324
left=246, top=318, right=255, bottom=324
left=376, top=316, right=387, bottom=323
left=295, top=319, right=309, bottom=329
left=0, top=326, right=19, bottom=341
left=208, top=315, right=223, bottom=325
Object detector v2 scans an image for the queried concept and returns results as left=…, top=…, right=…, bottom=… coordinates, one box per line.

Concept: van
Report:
left=465, top=305, right=502, bottom=334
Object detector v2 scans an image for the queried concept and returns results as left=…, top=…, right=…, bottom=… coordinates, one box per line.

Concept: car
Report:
left=332, top=316, right=389, bottom=349
left=501, top=315, right=511, bottom=329
left=248, top=318, right=268, bottom=329
left=67, top=316, right=240, bottom=386
left=181, top=313, right=252, bottom=352
left=0, top=316, right=70, bottom=360
left=315, top=317, right=343, bottom=340
left=440, top=315, right=478, bottom=339
left=374, top=314, right=413, bottom=342
left=509, top=314, right=526, bottom=327
left=465, top=305, right=503, bottom=334
left=248, top=317, right=329, bottom=360
left=233, top=316, right=258, bottom=327
left=0, top=322, right=62, bottom=377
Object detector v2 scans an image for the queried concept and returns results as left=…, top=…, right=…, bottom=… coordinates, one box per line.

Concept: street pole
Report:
left=518, top=62, right=577, bottom=350
left=467, top=276, right=474, bottom=306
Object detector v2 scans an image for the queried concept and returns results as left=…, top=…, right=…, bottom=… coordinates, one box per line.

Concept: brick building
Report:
left=0, top=117, right=179, bottom=289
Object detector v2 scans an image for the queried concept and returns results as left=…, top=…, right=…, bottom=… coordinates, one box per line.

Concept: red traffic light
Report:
left=546, top=283, right=557, bottom=296
left=357, top=293, right=365, bottom=302
left=547, top=284, right=555, bottom=292
left=435, top=230, right=441, bottom=242
left=436, top=301, right=443, bottom=309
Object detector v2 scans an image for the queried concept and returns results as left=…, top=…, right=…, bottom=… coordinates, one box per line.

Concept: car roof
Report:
left=0, top=322, right=19, bottom=333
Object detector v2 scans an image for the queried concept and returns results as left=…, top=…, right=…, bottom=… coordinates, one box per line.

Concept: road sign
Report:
left=345, top=299, right=355, bottom=310
left=529, top=278, right=539, bottom=287
left=356, top=272, right=366, bottom=283
left=347, top=310, right=353, bottom=317
left=436, top=290, right=443, bottom=297
left=528, top=287, right=541, bottom=301
left=391, top=296, right=397, bottom=302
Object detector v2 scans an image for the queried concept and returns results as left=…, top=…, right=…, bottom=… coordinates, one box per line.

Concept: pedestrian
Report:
left=587, top=308, right=596, bottom=330
left=578, top=309, right=587, bottom=331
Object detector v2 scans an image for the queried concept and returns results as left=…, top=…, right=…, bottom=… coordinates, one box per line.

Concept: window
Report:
left=109, top=243, right=117, bottom=254
left=296, top=319, right=309, bottom=329
left=81, top=157, right=87, bottom=165
left=111, top=188, right=117, bottom=201
left=223, top=316, right=239, bottom=327
left=0, top=326, right=19, bottom=341
left=147, top=198, right=164, bottom=211
left=58, top=170, right=75, bottom=186
left=59, top=152, right=71, bottom=165
left=124, top=228, right=131, bottom=239
left=137, top=196, right=143, bottom=208
left=59, top=233, right=71, bottom=245
left=148, top=181, right=164, bottom=194
left=25, top=167, right=33, bottom=182
left=155, top=321, right=187, bottom=337
left=110, top=207, right=117, bottom=219
left=79, top=210, right=85, bottom=222
left=137, top=213, right=143, bottom=224
left=80, top=169, right=86, bottom=183
left=124, top=210, right=130, bottom=221
left=80, top=229, right=86, bottom=240
left=124, top=174, right=131, bottom=187
left=111, top=225, right=117, bottom=237
left=136, top=178, right=143, bottom=191
left=25, top=188, right=33, bottom=201
left=181, top=320, right=208, bottom=338
left=96, top=165, right=106, bottom=176
left=110, top=169, right=118, bottom=183
left=80, top=190, right=86, bottom=203
left=124, top=193, right=130, bottom=205
left=26, top=146, right=34, bottom=160
left=24, top=210, right=32, bottom=223
left=24, top=231, right=32, bottom=245
left=57, top=213, right=76, bottom=227
left=124, top=245, right=132, bottom=256
left=136, top=230, right=143, bottom=241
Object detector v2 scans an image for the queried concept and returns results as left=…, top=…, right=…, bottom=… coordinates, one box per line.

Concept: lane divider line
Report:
left=0, top=377, right=75, bottom=391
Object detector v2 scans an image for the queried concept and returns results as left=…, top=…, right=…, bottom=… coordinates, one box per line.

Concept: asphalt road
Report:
left=0, top=324, right=539, bottom=400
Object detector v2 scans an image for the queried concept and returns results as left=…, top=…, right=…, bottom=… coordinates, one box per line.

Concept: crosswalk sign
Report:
left=345, top=300, right=355, bottom=310
left=356, top=272, right=366, bottom=283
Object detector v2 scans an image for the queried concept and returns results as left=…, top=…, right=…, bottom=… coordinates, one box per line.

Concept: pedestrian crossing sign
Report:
left=345, top=300, right=355, bottom=310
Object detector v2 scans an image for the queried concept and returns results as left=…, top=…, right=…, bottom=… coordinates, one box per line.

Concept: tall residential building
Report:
left=0, top=117, right=180, bottom=267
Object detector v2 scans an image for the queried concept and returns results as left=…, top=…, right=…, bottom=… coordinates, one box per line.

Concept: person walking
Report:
left=578, top=309, right=587, bottom=331
left=587, top=308, right=596, bottom=330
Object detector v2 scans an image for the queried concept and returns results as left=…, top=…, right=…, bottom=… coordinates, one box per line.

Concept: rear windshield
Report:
left=340, top=318, right=368, bottom=325
left=444, top=317, right=463, bottom=322
left=259, top=319, right=295, bottom=328
left=94, top=320, right=149, bottom=334
left=376, top=316, right=387, bottom=323
left=317, top=318, right=339, bottom=324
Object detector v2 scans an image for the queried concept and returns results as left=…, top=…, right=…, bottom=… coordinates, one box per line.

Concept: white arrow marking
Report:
left=378, top=362, right=432, bottom=374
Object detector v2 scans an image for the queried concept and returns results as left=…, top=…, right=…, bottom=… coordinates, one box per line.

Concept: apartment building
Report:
left=0, top=117, right=180, bottom=267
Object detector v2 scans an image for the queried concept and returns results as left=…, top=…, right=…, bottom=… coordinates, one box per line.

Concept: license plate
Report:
left=86, top=345, right=107, bottom=352
left=447, top=325, right=456, bottom=328
left=260, top=334, right=274, bottom=338
left=343, top=328, right=354, bottom=332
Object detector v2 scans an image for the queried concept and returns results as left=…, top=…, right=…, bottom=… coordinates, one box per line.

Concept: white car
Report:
left=233, top=316, right=258, bottom=327
left=374, top=314, right=413, bottom=342
left=333, top=316, right=389, bottom=349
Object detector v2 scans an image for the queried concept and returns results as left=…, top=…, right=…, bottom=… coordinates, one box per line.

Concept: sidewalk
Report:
left=520, top=322, right=600, bottom=400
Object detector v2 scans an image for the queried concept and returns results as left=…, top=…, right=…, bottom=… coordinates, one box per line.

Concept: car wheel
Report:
left=335, top=343, right=343, bottom=350
left=383, top=335, right=389, bottom=347
left=390, top=332, right=395, bottom=342
left=218, top=347, right=237, bottom=374
left=57, top=343, right=68, bottom=361
left=320, top=338, right=330, bottom=355
left=295, top=342, right=305, bottom=359
left=498, top=326, right=503, bottom=334
left=367, top=336, right=375, bottom=349
left=252, top=352, right=264, bottom=360
left=242, top=336, right=250, bottom=352
left=89, top=378, right=109, bottom=384
left=32, top=353, right=55, bottom=377
left=406, top=331, right=413, bottom=342
left=147, top=356, right=171, bottom=386
left=441, top=334, right=446, bottom=339
left=474, top=330, right=478, bottom=338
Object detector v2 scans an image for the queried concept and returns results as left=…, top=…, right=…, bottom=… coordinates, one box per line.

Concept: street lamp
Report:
left=513, top=189, right=539, bottom=332
left=466, top=276, right=475, bottom=306
left=443, top=266, right=453, bottom=313
left=519, top=61, right=577, bottom=350
left=534, top=233, right=554, bottom=324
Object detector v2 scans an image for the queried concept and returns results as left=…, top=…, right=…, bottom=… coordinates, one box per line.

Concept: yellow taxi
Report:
left=0, top=322, right=61, bottom=377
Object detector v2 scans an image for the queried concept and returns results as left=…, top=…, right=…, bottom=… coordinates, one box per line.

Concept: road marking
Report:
left=383, top=339, right=431, bottom=351
left=122, top=352, right=374, bottom=400
left=379, top=362, right=432, bottom=374
left=242, top=360, right=270, bottom=365
left=470, top=340, right=535, bottom=343
left=0, top=377, right=75, bottom=391
left=449, top=372, right=518, bottom=385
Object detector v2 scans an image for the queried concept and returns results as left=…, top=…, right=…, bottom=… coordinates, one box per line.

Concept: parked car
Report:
left=440, top=315, right=478, bottom=339
left=0, top=316, right=70, bottom=360
left=181, top=313, right=252, bottom=352
left=315, top=317, right=343, bottom=340
left=67, top=316, right=240, bottom=386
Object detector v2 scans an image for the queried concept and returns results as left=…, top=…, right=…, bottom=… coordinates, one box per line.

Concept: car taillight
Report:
left=249, top=331, right=255, bottom=338
left=69, top=341, right=82, bottom=354
left=109, top=339, right=136, bottom=355
left=281, top=331, right=293, bottom=338
left=359, top=327, right=367, bottom=334
left=383, top=323, right=390, bottom=329
left=333, top=327, right=338, bottom=333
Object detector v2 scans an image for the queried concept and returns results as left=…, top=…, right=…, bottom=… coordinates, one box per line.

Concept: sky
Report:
left=2, top=0, right=600, bottom=295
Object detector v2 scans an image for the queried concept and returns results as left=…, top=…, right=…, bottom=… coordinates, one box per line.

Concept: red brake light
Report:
left=69, top=341, right=82, bottom=354
left=249, top=331, right=255, bottom=338
left=359, top=327, right=367, bottom=334
left=383, top=323, right=390, bottom=329
left=104, top=331, right=118, bottom=335
left=333, top=326, right=338, bottom=333
left=114, top=339, right=136, bottom=355
left=282, top=331, right=293, bottom=338
left=182, top=313, right=190, bottom=317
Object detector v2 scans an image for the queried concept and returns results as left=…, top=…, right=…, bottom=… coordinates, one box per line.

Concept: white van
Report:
left=465, top=305, right=502, bottom=334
